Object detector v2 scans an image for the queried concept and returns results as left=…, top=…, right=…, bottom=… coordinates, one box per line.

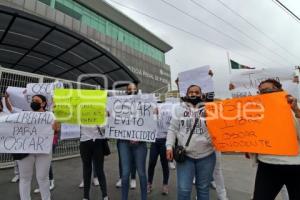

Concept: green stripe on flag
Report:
left=230, top=59, right=240, bottom=69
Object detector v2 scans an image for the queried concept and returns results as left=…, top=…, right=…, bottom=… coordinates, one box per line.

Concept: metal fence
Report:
left=0, top=66, right=103, bottom=169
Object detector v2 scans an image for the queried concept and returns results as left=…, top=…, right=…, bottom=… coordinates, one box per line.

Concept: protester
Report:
left=168, top=160, right=176, bottom=169
left=213, top=152, right=229, bottom=200
left=16, top=95, right=59, bottom=200
left=11, top=161, right=20, bottom=183
left=2, top=93, right=21, bottom=183
left=80, top=125, right=109, bottom=200
left=34, top=133, right=58, bottom=193
left=166, top=84, right=216, bottom=200
left=115, top=140, right=137, bottom=189
left=204, top=92, right=229, bottom=200
left=0, top=93, right=20, bottom=183
left=147, top=102, right=170, bottom=195
left=118, top=83, right=148, bottom=200
left=79, top=160, right=101, bottom=188
left=253, top=79, right=300, bottom=200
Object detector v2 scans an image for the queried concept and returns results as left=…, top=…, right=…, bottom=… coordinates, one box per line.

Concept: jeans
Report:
left=117, top=140, right=136, bottom=179
left=18, top=154, right=52, bottom=200
left=148, top=138, right=169, bottom=185
left=119, top=141, right=148, bottom=200
left=80, top=139, right=108, bottom=199
left=253, top=161, right=300, bottom=200
left=177, top=152, right=216, bottom=200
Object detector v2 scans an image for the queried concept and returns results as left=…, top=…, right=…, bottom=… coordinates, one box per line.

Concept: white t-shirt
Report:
left=80, top=125, right=106, bottom=142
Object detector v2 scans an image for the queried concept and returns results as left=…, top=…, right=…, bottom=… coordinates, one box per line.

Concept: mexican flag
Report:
left=230, top=59, right=255, bottom=69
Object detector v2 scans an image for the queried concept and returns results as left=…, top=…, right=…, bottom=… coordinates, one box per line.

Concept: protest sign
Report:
left=53, top=89, right=107, bottom=125
left=178, top=66, right=214, bottom=97
left=26, top=82, right=64, bottom=110
left=205, top=92, right=299, bottom=155
left=6, top=87, right=31, bottom=111
left=60, top=124, right=81, bottom=140
left=26, top=82, right=64, bottom=96
left=157, top=103, right=173, bottom=134
left=0, top=111, right=54, bottom=154
left=105, top=94, right=157, bottom=142
left=229, top=68, right=299, bottom=98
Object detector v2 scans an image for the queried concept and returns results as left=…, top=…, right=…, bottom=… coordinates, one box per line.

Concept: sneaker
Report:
left=11, top=175, right=19, bottom=183
left=93, top=178, right=99, bottom=186
left=162, top=185, right=168, bottom=195
left=130, top=179, right=136, bottom=189
left=103, top=196, right=109, bottom=200
left=79, top=181, right=84, bottom=188
left=50, top=180, right=55, bottom=190
left=210, top=181, right=217, bottom=190
left=168, top=161, right=176, bottom=170
left=115, top=179, right=122, bottom=188
left=33, top=188, right=40, bottom=193
left=147, top=184, right=152, bottom=193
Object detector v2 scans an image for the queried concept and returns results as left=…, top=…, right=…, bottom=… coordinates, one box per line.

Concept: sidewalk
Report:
left=0, top=153, right=271, bottom=200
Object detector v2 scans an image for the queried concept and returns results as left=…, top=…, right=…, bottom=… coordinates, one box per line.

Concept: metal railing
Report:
left=0, top=66, right=105, bottom=169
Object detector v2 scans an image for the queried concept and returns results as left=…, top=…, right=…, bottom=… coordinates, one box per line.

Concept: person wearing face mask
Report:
left=166, top=84, right=216, bottom=200
left=252, top=79, right=300, bottom=200
left=16, top=95, right=59, bottom=200
left=118, top=83, right=148, bottom=200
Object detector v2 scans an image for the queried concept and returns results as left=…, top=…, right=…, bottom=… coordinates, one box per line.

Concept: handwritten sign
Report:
left=178, top=66, right=214, bottom=97
left=53, top=89, right=107, bottom=125
left=60, top=124, right=81, bottom=140
left=205, top=92, right=299, bottom=155
left=157, top=103, right=173, bottom=134
left=105, top=94, right=157, bottom=142
left=229, top=68, right=299, bottom=98
left=26, top=82, right=64, bottom=110
left=0, top=111, right=55, bottom=154
left=26, top=82, right=64, bottom=96
left=6, top=87, right=31, bottom=111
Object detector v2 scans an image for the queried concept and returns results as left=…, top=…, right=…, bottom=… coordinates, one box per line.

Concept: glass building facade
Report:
left=2, top=0, right=172, bottom=93
left=38, top=0, right=165, bottom=63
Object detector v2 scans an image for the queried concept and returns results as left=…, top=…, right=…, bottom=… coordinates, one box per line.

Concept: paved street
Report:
left=0, top=153, right=283, bottom=200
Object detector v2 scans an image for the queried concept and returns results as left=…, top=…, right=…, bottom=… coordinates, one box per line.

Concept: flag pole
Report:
left=226, top=51, right=232, bottom=74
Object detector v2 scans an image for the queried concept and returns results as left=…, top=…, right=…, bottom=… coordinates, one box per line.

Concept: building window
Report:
left=55, top=1, right=82, bottom=20
left=38, top=0, right=52, bottom=6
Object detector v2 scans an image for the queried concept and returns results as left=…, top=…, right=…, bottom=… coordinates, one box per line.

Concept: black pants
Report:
left=49, top=145, right=56, bottom=180
left=253, top=161, right=300, bottom=200
left=80, top=139, right=107, bottom=199
left=147, top=138, right=169, bottom=185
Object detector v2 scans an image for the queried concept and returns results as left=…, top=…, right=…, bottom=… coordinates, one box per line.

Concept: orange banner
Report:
left=205, top=92, right=299, bottom=155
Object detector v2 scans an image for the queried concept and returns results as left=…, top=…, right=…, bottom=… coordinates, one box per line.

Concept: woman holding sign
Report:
left=79, top=125, right=109, bottom=200
left=118, top=83, right=148, bottom=200
left=253, top=79, right=300, bottom=200
left=17, top=95, right=59, bottom=200
left=166, top=85, right=216, bottom=200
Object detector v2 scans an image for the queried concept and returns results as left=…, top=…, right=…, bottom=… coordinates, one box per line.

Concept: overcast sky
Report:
left=105, top=0, right=300, bottom=98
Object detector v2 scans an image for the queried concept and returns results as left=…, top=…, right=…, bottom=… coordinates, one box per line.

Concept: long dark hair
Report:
left=32, top=94, right=47, bottom=111
left=0, top=96, right=3, bottom=111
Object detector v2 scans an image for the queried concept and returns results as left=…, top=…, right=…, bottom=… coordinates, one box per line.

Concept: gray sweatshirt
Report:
left=166, top=103, right=214, bottom=159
